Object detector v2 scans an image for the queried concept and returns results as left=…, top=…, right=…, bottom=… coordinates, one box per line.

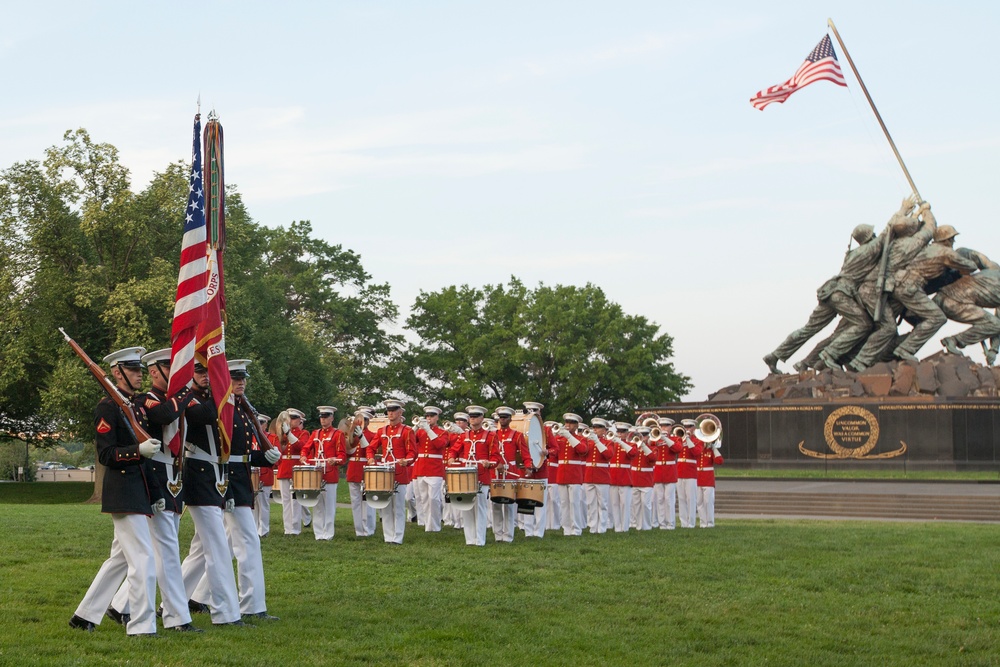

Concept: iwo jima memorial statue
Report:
left=643, top=20, right=1000, bottom=470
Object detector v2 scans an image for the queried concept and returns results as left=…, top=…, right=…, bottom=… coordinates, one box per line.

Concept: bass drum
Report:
left=509, top=411, right=545, bottom=468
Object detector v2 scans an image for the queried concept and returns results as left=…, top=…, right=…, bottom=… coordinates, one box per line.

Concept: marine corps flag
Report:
left=198, top=113, right=235, bottom=462
left=166, top=111, right=234, bottom=461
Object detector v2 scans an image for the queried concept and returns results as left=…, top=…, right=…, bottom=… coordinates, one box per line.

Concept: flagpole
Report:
left=827, top=18, right=920, bottom=201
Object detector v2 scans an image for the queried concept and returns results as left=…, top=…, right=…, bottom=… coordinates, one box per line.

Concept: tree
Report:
left=403, top=278, right=690, bottom=422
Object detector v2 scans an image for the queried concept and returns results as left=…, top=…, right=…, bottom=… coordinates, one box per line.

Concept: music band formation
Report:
left=68, top=346, right=723, bottom=636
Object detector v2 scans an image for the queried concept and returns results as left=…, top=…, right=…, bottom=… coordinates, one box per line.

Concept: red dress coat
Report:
left=276, top=428, right=312, bottom=480
left=346, top=426, right=377, bottom=484
left=489, top=427, right=531, bottom=479
left=583, top=436, right=614, bottom=485
left=653, top=436, right=683, bottom=484
left=696, top=448, right=724, bottom=487
left=448, top=428, right=497, bottom=485
left=554, top=430, right=590, bottom=485
left=303, top=427, right=347, bottom=483
left=366, top=423, right=417, bottom=485
left=413, top=425, right=449, bottom=478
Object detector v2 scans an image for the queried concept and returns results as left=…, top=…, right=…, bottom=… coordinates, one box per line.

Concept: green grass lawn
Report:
left=0, top=488, right=998, bottom=667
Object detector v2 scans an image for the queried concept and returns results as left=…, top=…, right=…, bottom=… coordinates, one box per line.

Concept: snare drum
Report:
left=489, top=478, right=518, bottom=504
left=292, top=465, right=325, bottom=507
left=250, top=467, right=262, bottom=495
left=515, top=478, right=546, bottom=509
left=363, top=464, right=397, bottom=509
left=445, top=466, right=480, bottom=511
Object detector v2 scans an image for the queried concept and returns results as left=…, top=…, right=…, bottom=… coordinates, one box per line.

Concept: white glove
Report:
left=621, top=441, right=633, bottom=453
left=358, top=435, right=369, bottom=448
left=448, top=423, right=463, bottom=435
left=281, top=422, right=290, bottom=434
left=151, top=498, right=166, bottom=514
left=640, top=443, right=653, bottom=456
left=425, top=426, right=439, bottom=440
left=287, top=431, right=298, bottom=444
left=139, top=439, right=160, bottom=458
left=264, top=448, right=281, bottom=464
left=565, top=432, right=580, bottom=447
left=225, top=498, right=235, bottom=513
left=595, top=440, right=607, bottom=453
left=353, top=426, right=363, bottom=437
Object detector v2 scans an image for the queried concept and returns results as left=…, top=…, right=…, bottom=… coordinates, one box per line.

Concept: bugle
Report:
left=694, top=413, right=722, bottom=444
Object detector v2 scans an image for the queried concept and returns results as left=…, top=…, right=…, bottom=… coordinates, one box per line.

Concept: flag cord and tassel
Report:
left=826, top=18, right=920, bottom=201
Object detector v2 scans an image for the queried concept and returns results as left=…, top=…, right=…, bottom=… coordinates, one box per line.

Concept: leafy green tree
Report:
left=404, top=278, right=690, bottom=422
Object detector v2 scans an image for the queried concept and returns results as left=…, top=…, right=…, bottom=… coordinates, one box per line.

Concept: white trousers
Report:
left=405, top=482, right=418, bottom=523
left=491, top=500, right=516, bottom=542
left=379, top=483, right=408, bottom=544
left=111, top=510, right=191, bottom=629
left=348, top=482, right=376, bottom=536
left=609, top=485, right=632, bottom=532
left=677, top=477, right=698, bottom=528
left=181, top=505, right=240, bottom=624
left=252, top=485, right=271, bottom=537
left=697, top=485, right=716, bottom=528
left=461, top=492, right=489, bottom=546
left=654, top=482, right=677, bottom=530
left=546, top=483, right=562, bottom=530
left=414, top=476, right=443, bottom=532
left=630, top=486, right=653, bottom=530
left=278, top=478, right=304, bottom=535
left=312, top=482, right=337, bottom=540
left=583, top=483, right=610, bottom=534
left=75, top=514, right=157, bottom=635
left=558, top=484, right=585, bottom=536
left=225, top=506, right=267, bottom=614
left=521, top=481, right=547, bottom=538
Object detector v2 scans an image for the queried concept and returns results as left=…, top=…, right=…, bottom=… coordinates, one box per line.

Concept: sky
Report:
left=4, top=2, right=1000, bottom=401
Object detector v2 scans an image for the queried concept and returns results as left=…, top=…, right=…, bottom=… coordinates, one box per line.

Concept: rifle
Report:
left=236, top=394, right=277, bottom=453
left=59, top=327, right=153, bottom=446
left=872, top=227, right=893, bottom=323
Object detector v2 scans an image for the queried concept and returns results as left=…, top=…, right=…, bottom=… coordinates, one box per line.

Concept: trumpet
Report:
left=671, top=425, right=687, bottom=438
left=648, top=426, right=662, bottom=442
left=694, top=413, right=722, bottom=444
left=629, top=433, right=643, bottom=444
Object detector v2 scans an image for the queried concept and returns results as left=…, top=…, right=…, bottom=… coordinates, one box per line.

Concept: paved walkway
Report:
left=718, top=478, right=1000, bottom=497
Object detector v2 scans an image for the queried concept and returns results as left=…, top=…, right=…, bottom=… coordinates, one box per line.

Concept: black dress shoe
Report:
left=106, top=607, right=130, bottom=626
left=215, top=619, right=248, bottom=627
left=130, top=632, right=159, bottom=638
left=169, top=623, right=204, bottom=633
left=69, top=615, right=96, bottom=632
left=156, top=606, right=163, bottom=618
left=242, top=611, right=279, bottom=621
left=188, top=599, right=211, bottom=614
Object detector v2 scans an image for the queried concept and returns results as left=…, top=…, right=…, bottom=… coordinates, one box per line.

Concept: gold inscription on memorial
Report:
left=799, top=406, right=906, bottom=460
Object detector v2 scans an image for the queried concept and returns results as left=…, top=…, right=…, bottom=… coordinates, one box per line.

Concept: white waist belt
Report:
left=634, top=467, right=654, bottom=472
left=588, top=463, right=610, bottom=468
left=184, top=446, right=223, bottom=465
left=561, top=460, right=586, bottom=465
left=283, top=455, right=301, bottom=460
left=228, top=455, right=249, bottom=464
left=418, top=454, right=444, bottom=459
left=654, top=461, right=677, bottom=466
left=699, top=467, right=714, bottom=472
left=152, top=451, right=176, bottom=466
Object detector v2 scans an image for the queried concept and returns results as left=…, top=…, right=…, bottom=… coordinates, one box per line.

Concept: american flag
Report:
left=165, top=114, right=209, bottom=456
left=750, top=34, right=847, bottom=111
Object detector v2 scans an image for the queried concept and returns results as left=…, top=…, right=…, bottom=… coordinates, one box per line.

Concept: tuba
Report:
left=694, top=413, right=722, bottom=444
left=635, top=411, right=659, bottom=427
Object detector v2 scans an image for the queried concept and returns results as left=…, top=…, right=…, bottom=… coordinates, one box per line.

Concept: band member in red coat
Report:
left=412, top=405, right=448, bottom=532
left=676, top=419, right=704, bottom=529
left=345, top=406, right=377, bottom=537
left=652, top=418, right=683, bottom=530
left=582, top=418, right=613, bottom=534
left=629, top=427, right=656, bottom=530
left=442, top=412, right=469, bottom=530
left=521, top=402, right=558, bottom=538
left=365, top=399, right=417, bottom=544
left=697, top=438, right=724, bottom=528
left=252, top=414, right=277, bottom=537
left=276, top=408, right=312, bottom=535
left=607, top=422, right=637, bottom=532
left=489, top=406, right=531, bottom=543
left=303, top=406, right=347, bottom=540
left=447, top=405, right=498, bottom=546
left=554, top=413, right=590, bottom=536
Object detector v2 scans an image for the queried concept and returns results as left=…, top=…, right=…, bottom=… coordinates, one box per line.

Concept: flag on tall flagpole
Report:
left=165, top=114, right=208, bottom=457
left=198, top=113, right=234, bottom=462
left=750, top=34, right=847, bottom=110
